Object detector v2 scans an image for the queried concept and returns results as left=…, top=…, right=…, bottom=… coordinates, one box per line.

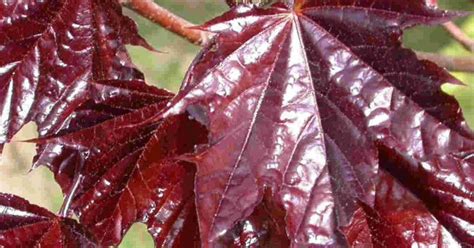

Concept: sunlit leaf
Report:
left=164, top=1, right=474, bottom=246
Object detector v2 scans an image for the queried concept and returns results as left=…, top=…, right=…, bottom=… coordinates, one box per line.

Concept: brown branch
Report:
left=443, top=22, right=474, bottom=53
left=430, top=0, right=474, bottom=53
left=416, top=51, right=474, bottom=73
left=122, top=0, right=211, bottom=46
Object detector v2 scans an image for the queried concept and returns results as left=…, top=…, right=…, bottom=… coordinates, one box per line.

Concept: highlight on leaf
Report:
left=162, top=1, right=474, bottom=247
left=0, top=194, right=96, bottom=247
left=32, top=83, right=208, bottom=246
left=0, top=0, right=473, bottom=247
left=0, top=0, right=152, bottom=153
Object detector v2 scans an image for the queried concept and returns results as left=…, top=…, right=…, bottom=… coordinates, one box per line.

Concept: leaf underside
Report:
left=0, top=0, right=473, bottom=248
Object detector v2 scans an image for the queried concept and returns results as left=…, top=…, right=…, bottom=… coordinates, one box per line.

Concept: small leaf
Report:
left=0, top=194, right=96, bottom=247
left=0, top=0, right=153, bottom=153
left=34, top=80, right=208, bottom=246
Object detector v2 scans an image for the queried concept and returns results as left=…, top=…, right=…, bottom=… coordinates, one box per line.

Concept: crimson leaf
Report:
left=0, top=0, right=209, bottom=246
left=32, top=80, right=208, bottom=247
left=0, top=193, right=96, bottom=247
left=163, top=1, right=474, bottom=247
left=342, top=163, right=463, bottom=247
left=0, top=0, right=202, bottom=246
left=0, top=0, right=152, bottom=152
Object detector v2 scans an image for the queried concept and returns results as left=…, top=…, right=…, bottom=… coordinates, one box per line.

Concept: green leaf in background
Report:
left=120, top=224, right=154, bottom=248
left=126, top=1, right=227, bottom=91
left=404, top=0, right=474, bottom=127
left=441, top=16, right=474, bottom=127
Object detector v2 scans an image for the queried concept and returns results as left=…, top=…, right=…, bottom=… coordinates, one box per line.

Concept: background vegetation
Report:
left=0, top=1, right=472, bottom=247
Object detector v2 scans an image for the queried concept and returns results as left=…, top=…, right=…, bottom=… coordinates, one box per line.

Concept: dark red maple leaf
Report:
left=0, top=0, right=152, bottom=152
left=343, top=168, right=462, bottom=247
left=161, top=1, right=474, bottom=247
left=1, top=0, right=473, bottom=247
left=0, top=0, right=206, bottom=246
left=31, top=79, right=208, bottom=247
left=0, top=193, right=96, bottom=247
left=217, top=191, right=291, bottom=247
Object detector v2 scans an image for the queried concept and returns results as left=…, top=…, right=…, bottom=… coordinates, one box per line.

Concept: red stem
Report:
left=443, top=22, right=474, bottom=53
left=416, top=52, right=474, bottom=73
left=123, top=0, right=210, bottom=45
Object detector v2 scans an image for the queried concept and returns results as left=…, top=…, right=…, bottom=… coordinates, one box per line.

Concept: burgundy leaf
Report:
left=0, top=0, right=152, bottom=153
left=34, top=83, right=208, bottom=247
left=162, top=2, right=474, bottom=247
left=0, top=194, right=96, bottom=247
left=218, top=192, right=290, bottom=247
left=1, top=1, right=208, bottom=246
left=343, top=171, right=462, bottom=247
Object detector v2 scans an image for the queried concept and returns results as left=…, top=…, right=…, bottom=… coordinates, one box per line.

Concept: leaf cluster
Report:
left=0, top=0, right=473, bottom=247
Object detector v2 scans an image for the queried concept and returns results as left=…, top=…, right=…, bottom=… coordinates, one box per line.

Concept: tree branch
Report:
left=122, top=0, right=474, bottom=73
left=122, top=0, right=210, bottom=45
left=443, top=22, right=474, bottom=53
left=416, top=52, right=474, bottom=73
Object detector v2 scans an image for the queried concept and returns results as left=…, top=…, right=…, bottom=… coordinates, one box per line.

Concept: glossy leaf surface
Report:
left=342, top=166, right=462, bottom=247
left=0, top=194, right=96, bottom=247
left=34, top=81, right=208, bottom=247
left=1, top=0, right=473, bottom=247
left=0, top=0, right=151, bottom=153
left=0, top=0, right=207, bottom=247
left=163, top=1, right=474, bottom=247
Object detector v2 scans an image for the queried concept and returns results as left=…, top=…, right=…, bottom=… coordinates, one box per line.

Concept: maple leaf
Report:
left=342, top=165, right=462, bottom=247
left=32, top=79, right=208, bottom=246
left=162, top=1, right=474, bottom=247
left=0, top=0, right=152, bottom=153
left=33, top=76, right=282, bottom=247
left=0, top=193, right=96, bottom=247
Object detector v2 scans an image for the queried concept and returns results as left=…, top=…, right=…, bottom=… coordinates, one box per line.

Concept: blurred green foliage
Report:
left=404, top=0, right=474, bottom=127
left=126, top=1, right=227, bottom=91
left=121, top=0, right=473, bottom=246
